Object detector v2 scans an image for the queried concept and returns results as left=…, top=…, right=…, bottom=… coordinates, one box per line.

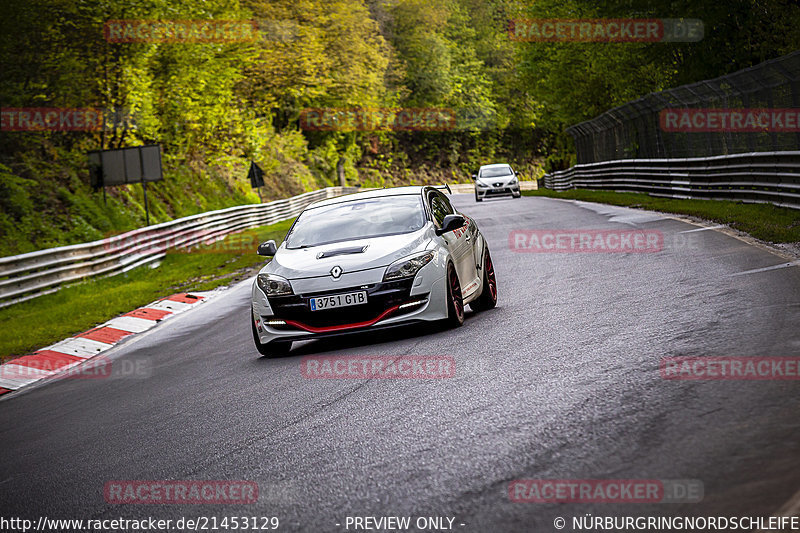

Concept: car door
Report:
left=455, top=211, right=481, bottom=298
left=428, top=191, right=479, bottom=295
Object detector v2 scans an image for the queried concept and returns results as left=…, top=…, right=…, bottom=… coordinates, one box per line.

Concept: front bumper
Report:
left=252, top=274, right=448, bottom=343
left=476, top=184, right=520, bottom=199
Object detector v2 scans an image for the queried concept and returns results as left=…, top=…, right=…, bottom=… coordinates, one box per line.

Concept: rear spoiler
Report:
left=434, top=183, right=452, bottom=194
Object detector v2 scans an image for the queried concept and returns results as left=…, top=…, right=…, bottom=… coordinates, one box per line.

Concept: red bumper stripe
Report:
left=284, top=305, right=401, bottom=333
left=0, top=388, right=10, bottom=396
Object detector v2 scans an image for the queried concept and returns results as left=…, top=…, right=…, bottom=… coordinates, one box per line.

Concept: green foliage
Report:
left=514, top=0, right=800, bottom=160
left=1, top=0, right=798, bottom=258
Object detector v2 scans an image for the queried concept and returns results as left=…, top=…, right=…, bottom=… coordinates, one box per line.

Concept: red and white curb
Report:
left=0, top=292, right=211, bottom=397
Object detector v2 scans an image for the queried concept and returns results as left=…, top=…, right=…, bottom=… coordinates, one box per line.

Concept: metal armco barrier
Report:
left=0, top=187, right=359, bottom=308
left=543, top=151, right=800, bottom=210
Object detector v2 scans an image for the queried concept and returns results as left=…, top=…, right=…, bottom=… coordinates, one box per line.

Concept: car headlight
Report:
left=476, top=180, right=489, bottom=188
left=383, top=251, right=434, bottom=281
left=257, top=273, right=293, bottom=296
left=508, top=177, right=518, bottom=184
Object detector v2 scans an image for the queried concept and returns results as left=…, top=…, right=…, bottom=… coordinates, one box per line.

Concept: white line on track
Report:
left=679, top=224, right=726, bottom=233
left=729, top=261, right=800, bottom=277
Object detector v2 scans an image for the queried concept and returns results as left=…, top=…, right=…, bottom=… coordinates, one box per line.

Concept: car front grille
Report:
left=266, top=278, right=417, bottom=328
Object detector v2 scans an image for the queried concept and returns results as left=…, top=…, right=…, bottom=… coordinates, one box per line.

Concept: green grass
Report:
left=523, top=189, right=800, bottom=243
left=0, top=218, right=294, bottom=361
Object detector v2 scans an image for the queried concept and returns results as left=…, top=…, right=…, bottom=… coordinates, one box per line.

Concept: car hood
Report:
left=478, top=174, right=516, bottom=186
left=263, top=226, right=433, bottom=280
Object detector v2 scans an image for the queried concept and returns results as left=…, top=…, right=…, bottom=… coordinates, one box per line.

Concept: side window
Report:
left=428, top=192, right=453, bottom=227
left=436, top=191, right=455, bottom=215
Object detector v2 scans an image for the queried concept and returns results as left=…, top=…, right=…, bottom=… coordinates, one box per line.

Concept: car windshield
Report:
left=285, top=195, right=426, bottom=249
left=480, top=166, right=512, bottom=178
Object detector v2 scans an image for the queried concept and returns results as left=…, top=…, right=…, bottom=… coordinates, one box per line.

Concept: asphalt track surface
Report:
left=1, top=194, right=800, bottom=532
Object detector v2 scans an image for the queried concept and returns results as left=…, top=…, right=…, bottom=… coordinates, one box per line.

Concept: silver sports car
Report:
left=250, top=186, right=497, bottom=356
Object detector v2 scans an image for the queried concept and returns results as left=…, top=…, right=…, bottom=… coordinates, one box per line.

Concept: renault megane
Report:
left=250, top=186, right=497, bottom=356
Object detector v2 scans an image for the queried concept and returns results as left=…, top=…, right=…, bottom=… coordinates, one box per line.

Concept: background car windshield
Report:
left=480, top=166, right=512, bottom=178
left=286, top=196, right=426, bottom=248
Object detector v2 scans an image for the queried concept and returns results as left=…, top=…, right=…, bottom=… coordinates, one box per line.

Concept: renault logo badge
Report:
left=330, top=266, right=343, bottom=279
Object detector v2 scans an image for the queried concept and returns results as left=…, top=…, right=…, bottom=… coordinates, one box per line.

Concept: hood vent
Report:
left=316, top=245, right=369, bottom=259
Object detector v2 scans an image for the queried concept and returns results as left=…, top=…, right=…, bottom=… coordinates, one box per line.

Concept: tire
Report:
left=469, top=249, right=498, bottom=312
left=512, top=192, right=521, bottom=198
left=475, top=190, right=483, bottom=202
left=444, top=262, right=464, bottom=327
left=251, top=318, right=292, bottom=357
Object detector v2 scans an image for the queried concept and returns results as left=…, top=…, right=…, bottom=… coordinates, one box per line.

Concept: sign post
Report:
left=138, top=147, right=150, bottom=225
left=248, top=161, right=265, bottom=203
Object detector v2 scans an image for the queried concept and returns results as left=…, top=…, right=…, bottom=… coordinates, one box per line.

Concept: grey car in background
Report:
left=472, top=163, right=521, bottom=201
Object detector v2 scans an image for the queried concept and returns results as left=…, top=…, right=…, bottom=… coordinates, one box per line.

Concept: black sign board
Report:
left=248, top=161, right=265, bottom=188
left=87, top=145, right=163, bottom=225
left=88, top=145, right=163, bottom=187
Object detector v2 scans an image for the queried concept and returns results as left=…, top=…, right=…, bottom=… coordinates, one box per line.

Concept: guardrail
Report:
left=0, top=187, right=359, bottom=308
left=0, top=182, right=541, bottom=309
left=543, top=151, right=800, bottom=210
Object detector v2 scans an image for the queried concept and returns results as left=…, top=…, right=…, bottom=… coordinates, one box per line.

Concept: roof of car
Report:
left=305, top=186, right=434, bottom=210
left=479, top=163, right=511, bottom=169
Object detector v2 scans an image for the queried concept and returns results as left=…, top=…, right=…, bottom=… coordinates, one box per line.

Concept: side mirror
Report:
left=435, top=214, right=466, bottom=236
left=257, top=239, right=278, bottom=256
left=471, top=174, right=477, bottom=180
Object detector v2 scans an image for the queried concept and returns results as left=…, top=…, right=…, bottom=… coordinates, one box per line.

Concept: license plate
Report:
left=310, top=291, right=367, bottom=311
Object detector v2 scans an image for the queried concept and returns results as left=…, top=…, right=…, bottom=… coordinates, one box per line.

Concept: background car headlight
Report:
left=257, top=273, right=293, bottom=296
left=383, top=251, right=434, bottom=281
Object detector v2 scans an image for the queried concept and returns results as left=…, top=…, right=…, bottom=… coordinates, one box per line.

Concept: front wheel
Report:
left=469, top=249, right=498, bottom=312
left=475, top=190, right=483, bottom=202
left=251, top=318, right=292, bottom=357
left=443, top=262, right=464, bottom=327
